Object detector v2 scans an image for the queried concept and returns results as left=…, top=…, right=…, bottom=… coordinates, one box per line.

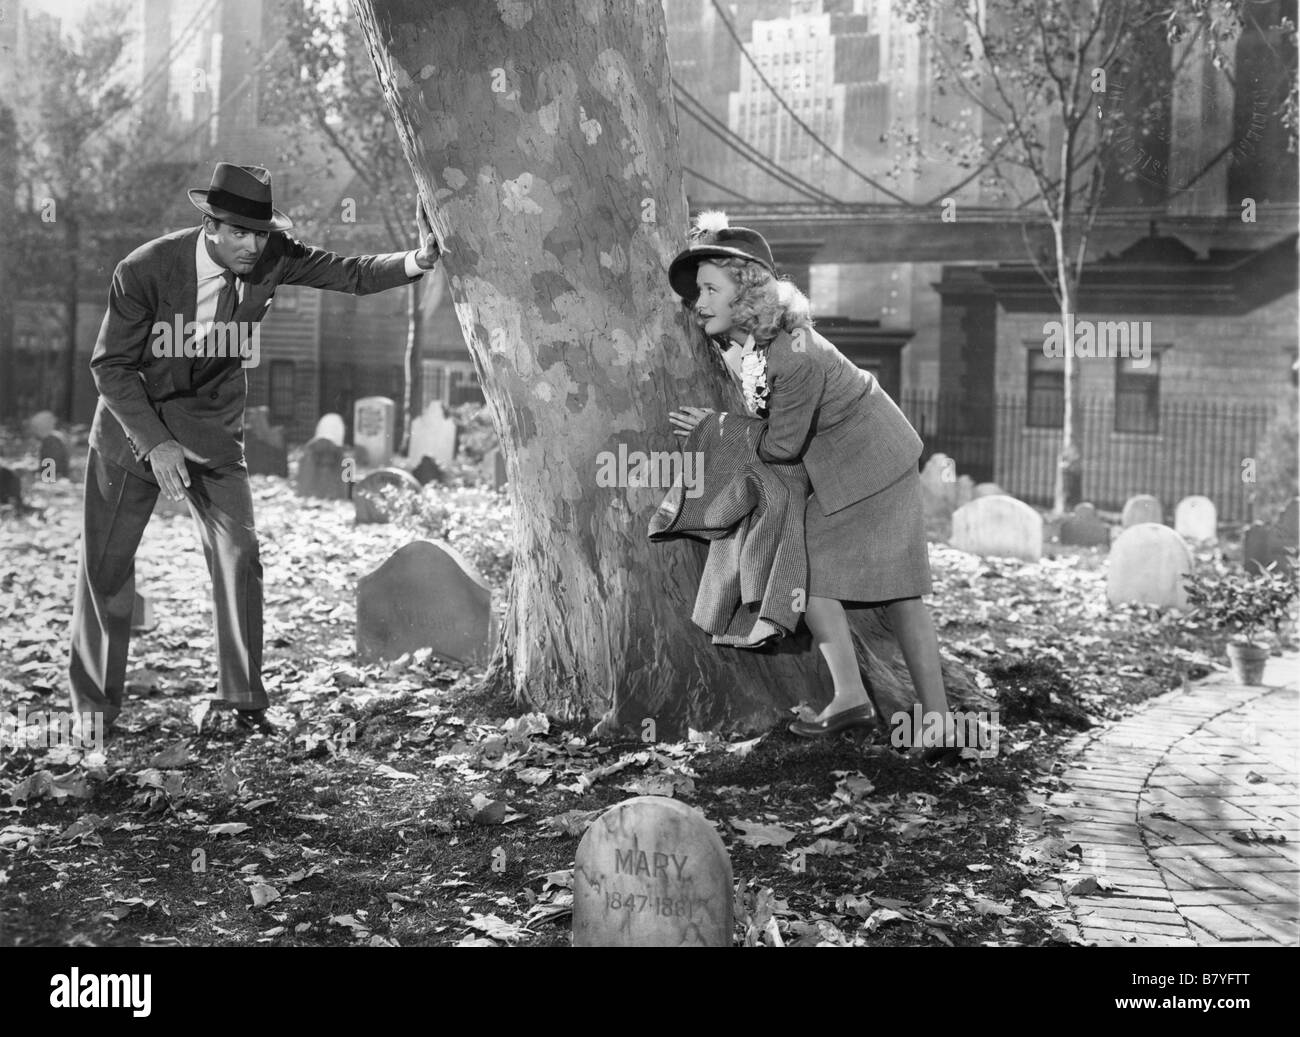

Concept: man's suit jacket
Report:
left=89, top=226, right=420, bottom=476
left=754, top=325, right=923, bottom=515
left=649, top=411, right=809, bottom=647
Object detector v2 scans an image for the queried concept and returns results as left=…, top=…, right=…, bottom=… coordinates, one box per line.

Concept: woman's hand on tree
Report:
left=669, top=406, right=713, bottom=439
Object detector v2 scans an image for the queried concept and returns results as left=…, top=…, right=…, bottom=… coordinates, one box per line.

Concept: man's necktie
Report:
left=194, top=270, right=239, bottom=386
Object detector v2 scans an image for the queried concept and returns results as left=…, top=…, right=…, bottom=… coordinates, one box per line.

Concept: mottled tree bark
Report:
left=351, top=0, right=987, bottom=737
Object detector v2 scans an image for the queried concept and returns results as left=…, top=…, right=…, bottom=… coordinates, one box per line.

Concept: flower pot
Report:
left=1226, top=642, right=1270, bottom=685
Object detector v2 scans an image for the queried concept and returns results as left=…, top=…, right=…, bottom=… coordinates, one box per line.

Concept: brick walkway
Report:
left=1047, top=652, right=1299, bottom=947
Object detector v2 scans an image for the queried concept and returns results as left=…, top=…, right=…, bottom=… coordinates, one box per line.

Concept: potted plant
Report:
left=1182, top=561, right=1299, bottom=685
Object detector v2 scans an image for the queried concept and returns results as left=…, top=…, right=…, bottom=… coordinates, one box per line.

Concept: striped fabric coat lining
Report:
left=648, top=410, right=809, bottom=647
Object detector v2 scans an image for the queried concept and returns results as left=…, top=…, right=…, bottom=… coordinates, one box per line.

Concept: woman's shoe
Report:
left=788, top=703, right=877, bottom=739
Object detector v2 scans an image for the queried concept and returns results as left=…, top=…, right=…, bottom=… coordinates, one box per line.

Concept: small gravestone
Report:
left=1121, top=494, right=1163, bottom=527
left=0, top=465, right=23, bottom=507
left=27, top=410, right=57, bottom=440
left=481, top=448, right=507, bottom=491
left=410, top=455, right=444, bottom=486
left=294, top=436, right=349, bottom=500
left=1243, top=521, right=1297, bottom=576
left=38, top=431, right=70, bottom=480
left=353, top=396, right=396, bottom=467
left=919, top=452, right=958, bottom=519
left=245, top=406, right=288, bottom=477
left=1059, top=502, right=1110, bottom=548
left=409, top=400, right=458, bottom=467
left=314, top=413, right=346, bottom=448
left=951, top=495, right=1043, bottom=561
left=1173, top=495, right=1217, bottom=545
left=1107, top=523, right=1192, bottom=609
left=573, top=797, right=733, bottom=947
left=973, top=482, right=1007, bottom=499
left=354, top=467, right=422, bottom=525
left=131, top=591, right=157, bottom=633
left=356, top=540, right=496, bottom=665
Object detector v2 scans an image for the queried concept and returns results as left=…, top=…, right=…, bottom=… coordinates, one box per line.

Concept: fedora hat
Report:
left=189, top=162, right=292, bottom=232
left=668, top=210, right=775, bottom=300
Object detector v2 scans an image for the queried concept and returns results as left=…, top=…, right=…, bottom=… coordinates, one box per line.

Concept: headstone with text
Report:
left=353, top=396, right=397, bottom=468
left=573, top=797, right=733, bottom=947
left=356, top=540, right=496, bottom=665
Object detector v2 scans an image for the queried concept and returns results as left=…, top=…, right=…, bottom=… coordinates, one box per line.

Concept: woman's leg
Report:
left=805, top=595, right=872, bottom=721
left=883, top=596, right=954, bottom=745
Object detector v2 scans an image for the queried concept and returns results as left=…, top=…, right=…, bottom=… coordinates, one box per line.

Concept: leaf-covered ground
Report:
left=1, top=438, right=1290, bottom=947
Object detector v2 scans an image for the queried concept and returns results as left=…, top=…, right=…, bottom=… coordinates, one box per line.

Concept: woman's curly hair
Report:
left=680, top=211, right=814, bottom=348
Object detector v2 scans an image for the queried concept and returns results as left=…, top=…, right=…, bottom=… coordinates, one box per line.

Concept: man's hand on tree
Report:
left=413, top=196, right=443, bottom=270
left=147, top=439, right=202, bottom=502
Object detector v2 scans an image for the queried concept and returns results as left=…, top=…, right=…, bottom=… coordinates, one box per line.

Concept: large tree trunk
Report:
left=351, top=0, right=988, bottom=737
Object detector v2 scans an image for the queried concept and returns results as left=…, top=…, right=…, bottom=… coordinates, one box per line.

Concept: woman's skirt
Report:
left=804, top=466, right=932, bottom=605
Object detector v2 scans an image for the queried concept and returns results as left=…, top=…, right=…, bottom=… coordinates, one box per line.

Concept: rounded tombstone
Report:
left=972, top=482, right=1007, bottom=499
left=313, top=413, right=347, bottom=448
left=1173, top=495, right=1217, bottom=545
left=1121, top=494, right=1163, bottom=528
left=950, top=495, right=1043, bottom=561
left=354, top=466, right=422, bottom=524
left=1107, top=523, right=1193, bottom=610
left=573, top=796, right=733, bottom=947
left=27, top=410, right=57, bottom=440
left=38, top=431, right=71, bottom=480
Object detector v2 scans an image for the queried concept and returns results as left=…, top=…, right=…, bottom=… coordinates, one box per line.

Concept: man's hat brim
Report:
left=188, top=190, right=293, bottom=232
left=668, top=245, right=774, bottom=300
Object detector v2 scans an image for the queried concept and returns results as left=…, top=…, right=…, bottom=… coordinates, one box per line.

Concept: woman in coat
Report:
left=667, top=212, right=959, bottom=764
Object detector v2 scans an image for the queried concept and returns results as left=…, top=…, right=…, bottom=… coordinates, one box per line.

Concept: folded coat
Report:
left=648, top=410, right=809, bottom=647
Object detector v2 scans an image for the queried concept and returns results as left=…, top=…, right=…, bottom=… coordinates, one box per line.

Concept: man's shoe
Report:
left=788, top=703, right=877, bottom=739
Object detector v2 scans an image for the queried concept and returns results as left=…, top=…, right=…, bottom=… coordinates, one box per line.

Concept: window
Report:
left=268, top=360, right=296, bottom=423
left=1115, top=352, right=1161, bottom=433
left=1026, top=349, right=1063, bottom=428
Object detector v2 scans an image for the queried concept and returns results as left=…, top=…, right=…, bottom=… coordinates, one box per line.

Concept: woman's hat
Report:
left=188, top=163, right=293, bottom=232
left=668, top=210, right=775, bottom=300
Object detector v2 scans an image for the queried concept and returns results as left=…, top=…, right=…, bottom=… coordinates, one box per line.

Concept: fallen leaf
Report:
left=732, top=820, right=797, bottom=848
left=249, top=883, right=280, bottom=908
left=207, top=822, right=250, bottom=838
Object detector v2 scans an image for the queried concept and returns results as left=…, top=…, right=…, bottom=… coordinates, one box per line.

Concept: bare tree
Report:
left=901, top=0, right=1297, bottom=514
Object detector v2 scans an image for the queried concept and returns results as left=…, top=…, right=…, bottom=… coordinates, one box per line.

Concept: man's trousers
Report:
left=68, top=447, right=267, bottom=725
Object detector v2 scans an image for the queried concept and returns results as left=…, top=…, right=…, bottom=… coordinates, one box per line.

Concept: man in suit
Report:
left=70, top=162, right=442, bottom=734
